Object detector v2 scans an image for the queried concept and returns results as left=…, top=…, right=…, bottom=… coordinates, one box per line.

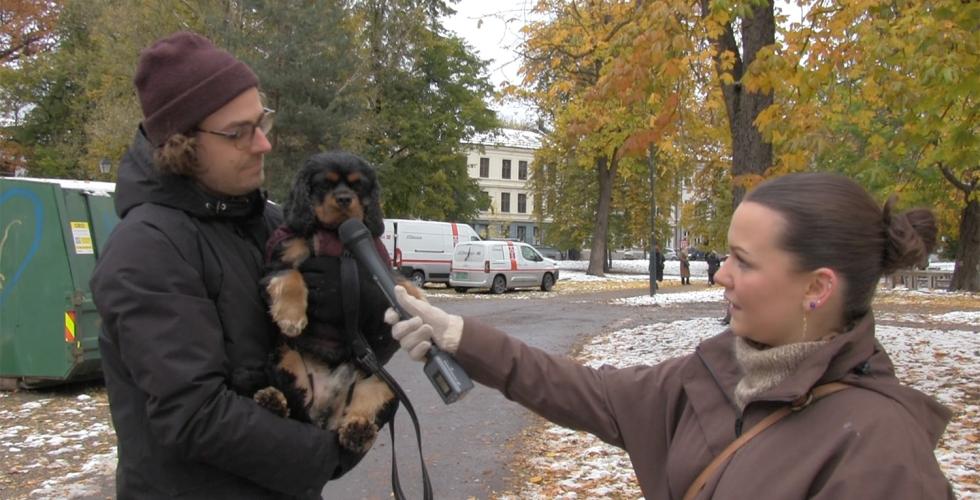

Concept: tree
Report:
left=756, top=0, right=978, bottom=290
left=0, top=0, right=60, bottom=66
left=520, top=0, right=697, bottom=276
left=214, top=0, right=367, bottom=200
left=357, top=0, right=498, bottom=221
left=698, top=0, right=775, bottom=209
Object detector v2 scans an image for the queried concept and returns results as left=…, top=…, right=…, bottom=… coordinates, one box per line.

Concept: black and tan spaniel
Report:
left=254, top=151, right=418, bottom=454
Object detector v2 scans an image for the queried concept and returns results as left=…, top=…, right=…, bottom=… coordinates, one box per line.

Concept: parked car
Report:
left=622, top=248, right=647, bottom=260
left=381, top=218, right=481, bottom=287
left=534, top=245, right=564, bottom=260
left=450, top=240, right=560, bottom=294
left=663, top=248, right=677, bottom=260
left=685, top=247, right=706, bottom=261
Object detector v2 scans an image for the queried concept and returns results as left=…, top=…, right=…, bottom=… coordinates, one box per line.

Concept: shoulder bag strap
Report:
left=682, top=382, right=852, bottom=500
left=340, top=252, right=433, bottom=500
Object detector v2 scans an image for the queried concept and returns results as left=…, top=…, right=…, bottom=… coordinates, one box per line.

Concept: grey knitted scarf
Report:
left=733, top=337, right=827, bottom=411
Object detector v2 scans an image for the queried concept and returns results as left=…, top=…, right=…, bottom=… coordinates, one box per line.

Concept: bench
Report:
left=889, top=270, right=954, bottom=290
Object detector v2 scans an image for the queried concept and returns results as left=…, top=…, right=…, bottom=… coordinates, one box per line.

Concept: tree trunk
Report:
left=587, top=154, right=617, bottom=276
left=648, top=146, right=658, bottom=295
left=702, top=0, right=775, bottom=210
left=951, top=197, right=979, bottom=291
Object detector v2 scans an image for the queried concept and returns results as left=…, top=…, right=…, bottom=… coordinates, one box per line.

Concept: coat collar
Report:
left=688, top=312, right=950, bottom=446
left=693, top=313, right=878, bottom=408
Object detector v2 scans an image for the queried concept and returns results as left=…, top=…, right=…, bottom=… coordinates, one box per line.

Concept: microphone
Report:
left=339, top=218, right=473, bottom=404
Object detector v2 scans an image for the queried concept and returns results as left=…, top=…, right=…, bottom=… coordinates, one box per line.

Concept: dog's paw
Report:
left=338, top=416, right=378, bottom=454
left=254, top=387, right=290, bottom=418
left=276, top=314, right=308, bottom=337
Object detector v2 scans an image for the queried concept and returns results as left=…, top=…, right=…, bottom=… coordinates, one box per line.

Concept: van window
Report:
left=454, top=245, right=484, bottom=262
left=521, top=245, right=541, bottom=261
left=491, top=246, right=506, bottom=261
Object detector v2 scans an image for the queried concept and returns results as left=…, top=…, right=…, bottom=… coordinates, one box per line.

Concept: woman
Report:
left=388, top=173, right=953, bottom=499
left=680, top=249, right=691, bottom=284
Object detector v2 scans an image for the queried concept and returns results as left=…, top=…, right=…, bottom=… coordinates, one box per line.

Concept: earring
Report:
left=801, top=311, right=809, bottom=341
left=810, top=302, right=816, bottom=310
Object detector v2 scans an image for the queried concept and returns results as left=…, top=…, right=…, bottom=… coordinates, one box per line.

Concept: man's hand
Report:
left=384, top=286, right=463, bottom=361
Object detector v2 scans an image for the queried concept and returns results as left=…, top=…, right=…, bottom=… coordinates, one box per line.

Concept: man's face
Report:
left=194, top=87, right=271, bottom=197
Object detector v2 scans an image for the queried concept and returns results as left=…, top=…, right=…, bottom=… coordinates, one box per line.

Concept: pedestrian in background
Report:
left=655, top=244, right=666, bottom=282
left=706, top=251, right=721, bottom=285
left=388, top=172, right=953, bottom=499
left=679, top=250, right=691, bottom=285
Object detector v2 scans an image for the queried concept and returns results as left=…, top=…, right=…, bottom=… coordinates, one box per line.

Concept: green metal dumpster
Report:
left=0, top=177, right=118, bottom=388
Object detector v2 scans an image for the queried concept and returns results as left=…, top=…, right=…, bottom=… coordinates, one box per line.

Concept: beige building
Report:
left=462, top=128, right=544, bottom=243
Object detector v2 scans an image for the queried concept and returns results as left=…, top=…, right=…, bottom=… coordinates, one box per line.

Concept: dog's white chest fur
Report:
left=305, top=359, right=359, bottom=429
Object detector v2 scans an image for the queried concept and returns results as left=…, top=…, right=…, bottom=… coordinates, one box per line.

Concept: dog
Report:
left=253, top=151, right=419, bottom=454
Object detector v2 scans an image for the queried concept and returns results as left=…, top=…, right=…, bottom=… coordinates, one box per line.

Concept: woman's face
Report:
left=715, top=202, right=812, bottom=346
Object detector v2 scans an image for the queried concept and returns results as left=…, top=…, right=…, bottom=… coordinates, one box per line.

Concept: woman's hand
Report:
left=384, top=286, right=463, bottom=361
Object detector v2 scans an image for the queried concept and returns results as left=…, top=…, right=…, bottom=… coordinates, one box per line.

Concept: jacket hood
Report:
left=114, top=127, right=266, bottom=219
left=696, top=313, right=951, bottom=446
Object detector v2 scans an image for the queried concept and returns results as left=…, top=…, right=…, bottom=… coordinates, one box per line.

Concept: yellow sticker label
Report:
left=70, top=222, right=94, bottom=255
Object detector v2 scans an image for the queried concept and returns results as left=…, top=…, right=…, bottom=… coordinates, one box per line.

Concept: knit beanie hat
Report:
left=134, top=31, right=259, bottom=147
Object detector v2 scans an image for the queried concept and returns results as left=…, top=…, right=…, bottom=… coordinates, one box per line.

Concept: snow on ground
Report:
left=878, top=310, right=980, bottom=326
left=560, top=259, right=710, bottom=278
left=559, top=270, right=651, bottom=282
left=504, top=310, right=980, bottom=499
left=613, top=287, right=725, bottom=306
left=0, top=389, right=116, bottom=498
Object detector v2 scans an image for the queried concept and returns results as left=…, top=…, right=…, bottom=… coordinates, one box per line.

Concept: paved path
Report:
left=328, top=285, right=726, bottom=499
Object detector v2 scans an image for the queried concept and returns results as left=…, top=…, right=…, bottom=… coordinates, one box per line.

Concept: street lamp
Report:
left=99, top=158, right=112, bottom=176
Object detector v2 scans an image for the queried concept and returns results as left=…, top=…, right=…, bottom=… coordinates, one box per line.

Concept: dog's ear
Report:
left=284, top=159, right=319, bottom=236
left=361, top=163, right=385, bottom=237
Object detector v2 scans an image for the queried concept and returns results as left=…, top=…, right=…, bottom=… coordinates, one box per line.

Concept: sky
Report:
left=443, top=0, right=539, bottom=123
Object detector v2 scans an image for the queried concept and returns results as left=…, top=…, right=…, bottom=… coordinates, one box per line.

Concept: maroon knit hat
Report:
left=134, top=31, right=259, bottom=147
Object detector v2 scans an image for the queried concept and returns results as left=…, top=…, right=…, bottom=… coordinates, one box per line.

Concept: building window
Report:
left=517, top=225, right=527, bottom=242
left=533, top=226, right=539, bottom=243
left=517, top=193, right=527, bottom=213
left=479, top=157, right=490, bottom=178
left=501, top=192, right=510, bottom=212
left=502, top=159, right=511, bottom=179
left=481, top=191, right=490, bottom=211
left=518, top=160, right=528, bottom=180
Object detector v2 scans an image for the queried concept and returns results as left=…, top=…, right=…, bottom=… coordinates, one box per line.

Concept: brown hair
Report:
left=744, top=173, right=936, bottom=323
left=153, top=133, right=201, bottom=176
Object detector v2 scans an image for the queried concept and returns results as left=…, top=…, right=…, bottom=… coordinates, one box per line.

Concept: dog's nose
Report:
left=335, top=193, right=353, bottom=208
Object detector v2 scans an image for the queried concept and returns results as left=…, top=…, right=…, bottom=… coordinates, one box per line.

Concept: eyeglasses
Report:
left=196, top=108, right=275, bottom=150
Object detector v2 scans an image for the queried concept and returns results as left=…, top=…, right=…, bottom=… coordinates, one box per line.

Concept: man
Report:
left=706, top=251, right=721, bottom=286
left=654, top=244, right=665, bottom=282
left=91, top=32, right=359, bottom=499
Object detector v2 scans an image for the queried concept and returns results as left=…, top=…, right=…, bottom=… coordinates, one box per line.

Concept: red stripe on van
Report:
left=506, top=241, right=518, bottom=270
left=451, top=223, right=459, bottom=246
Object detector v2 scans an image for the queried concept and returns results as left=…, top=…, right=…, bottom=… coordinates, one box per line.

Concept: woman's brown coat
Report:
left=454, top=314, right=953, bottom=499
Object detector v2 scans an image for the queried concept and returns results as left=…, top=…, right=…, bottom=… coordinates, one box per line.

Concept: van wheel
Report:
left=541, top=273, right=555, bottom=291
left=490, top=275, right=507, bottom=294
left=454, top=287, right=468, bottom=294
left=410, top=271, right=425, bottom=288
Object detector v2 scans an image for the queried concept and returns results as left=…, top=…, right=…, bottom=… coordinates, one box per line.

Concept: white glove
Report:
left=384, top=285, right=463, bottom=361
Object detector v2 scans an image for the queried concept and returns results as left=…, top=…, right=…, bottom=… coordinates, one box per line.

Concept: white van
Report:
left=382, top=219, right=481, bottom=286
left=450, top=241, right=560, bottom=294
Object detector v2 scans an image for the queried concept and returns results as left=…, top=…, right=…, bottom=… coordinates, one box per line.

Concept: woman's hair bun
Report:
left=881, top=196, right=937, bottom=274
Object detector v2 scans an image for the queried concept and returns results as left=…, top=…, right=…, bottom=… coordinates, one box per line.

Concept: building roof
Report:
left=464, top=128, right=542, bottom=150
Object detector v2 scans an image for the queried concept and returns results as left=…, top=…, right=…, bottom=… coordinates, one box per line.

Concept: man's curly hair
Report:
left=153, top=133, right=201, bottom=176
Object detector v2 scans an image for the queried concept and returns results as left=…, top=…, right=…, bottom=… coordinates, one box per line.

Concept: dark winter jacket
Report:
left=454, top=313, right=954, bottom=499
left=91, top=129, right=355, bottom=499
left=706, top=253, right=721, bottom=274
